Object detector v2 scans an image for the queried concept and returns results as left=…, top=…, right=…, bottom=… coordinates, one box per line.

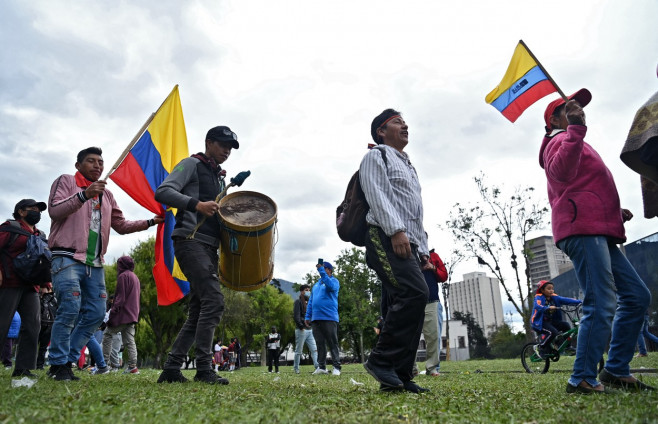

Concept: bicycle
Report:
left=521, top=304, right=604, bottom=374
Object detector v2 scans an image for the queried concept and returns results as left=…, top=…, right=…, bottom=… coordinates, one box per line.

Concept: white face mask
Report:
left=304, top=291, right=310, bottom=299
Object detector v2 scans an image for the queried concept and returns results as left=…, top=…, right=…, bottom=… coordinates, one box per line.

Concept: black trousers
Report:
left=267, top=348, right=279, bottom=372
left=538, top=320, right=571, bottom=348
left=312, top=320, right=341, bottom=370
left=164, top=239, right=224, bottom=372
left=36, top=324, right=53, bottom=368
left=0, top=287, right=41, bottom=370
left=365, top=226, right=428, bottom=382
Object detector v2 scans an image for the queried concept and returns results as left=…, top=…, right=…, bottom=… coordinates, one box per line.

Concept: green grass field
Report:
left=1, top=354, right=657, bottom=424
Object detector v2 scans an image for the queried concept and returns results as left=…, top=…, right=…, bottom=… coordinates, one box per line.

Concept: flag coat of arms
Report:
left=485, top=41, right=557, bottom=122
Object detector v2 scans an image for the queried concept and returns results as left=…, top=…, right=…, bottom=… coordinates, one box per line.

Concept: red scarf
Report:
left=75, top=172, right=101, bottom=208
left=75, top=171, right=94, bottom=188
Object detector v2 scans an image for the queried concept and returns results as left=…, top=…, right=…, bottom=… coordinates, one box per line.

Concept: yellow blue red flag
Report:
left=485, top=41, right=557, bottom=122
left=110, top=85, right=190, bottom=305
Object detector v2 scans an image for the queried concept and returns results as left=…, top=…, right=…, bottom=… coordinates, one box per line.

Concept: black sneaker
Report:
left=402, top=381, right=430, bottom=393
left=599, top=368, right=656, bottom=392
left=363, top=361, right=403, bottom=388
left=47, top=365, right=58, bottom=378
left=12, top=369, right=37, bottom=378
left=194, top=370, right=229, bottom=385
left=51, top=365, right=80, bottom=381
left=379, top=383, right=404, bottom=393
left=157, top=369, right=189, bottom=384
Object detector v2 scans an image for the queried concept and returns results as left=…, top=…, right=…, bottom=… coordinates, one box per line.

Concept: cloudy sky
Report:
left=2, top=1, right=657, bottom=326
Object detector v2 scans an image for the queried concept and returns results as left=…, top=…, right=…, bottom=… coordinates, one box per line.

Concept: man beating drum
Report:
left=155, top=125, right=240, bottom=385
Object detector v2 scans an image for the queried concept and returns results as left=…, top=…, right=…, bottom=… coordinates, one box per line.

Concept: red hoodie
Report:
left=539, top=125, right=625, bottom=245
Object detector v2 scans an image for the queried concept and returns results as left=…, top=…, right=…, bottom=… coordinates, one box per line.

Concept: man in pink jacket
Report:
left=539, top=90, right=653, bottom=394
left=47, top=147, right=162, bottom=381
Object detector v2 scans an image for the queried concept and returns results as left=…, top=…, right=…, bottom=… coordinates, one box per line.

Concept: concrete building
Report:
left=450, top=272, right=504, bottom=335
left=525, top=235, right=572, bottom=286
left=417, top=319, right=470, bottom=362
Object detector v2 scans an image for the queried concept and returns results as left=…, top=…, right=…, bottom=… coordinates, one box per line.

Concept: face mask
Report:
left=304, top=291, right=310, bottom=299
left=24, top=210, right=41, bottom=225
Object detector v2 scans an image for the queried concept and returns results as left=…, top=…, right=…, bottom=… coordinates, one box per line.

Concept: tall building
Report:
left=450, top=272, right=504, bottom=335
left=525, top=235, right=572, bottom=286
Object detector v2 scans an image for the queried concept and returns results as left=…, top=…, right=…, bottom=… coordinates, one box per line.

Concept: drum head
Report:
left=219, top=191, right=277, bottom=229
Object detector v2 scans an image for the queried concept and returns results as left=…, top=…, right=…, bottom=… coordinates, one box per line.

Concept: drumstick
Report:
left=187, top=171, right=251, bottom=240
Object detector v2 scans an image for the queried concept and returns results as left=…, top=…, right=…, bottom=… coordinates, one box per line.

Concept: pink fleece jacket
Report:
left=539, top=125, right=626, bottom=245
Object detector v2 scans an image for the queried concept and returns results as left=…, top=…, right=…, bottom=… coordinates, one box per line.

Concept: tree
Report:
left=488, top=323, right=526, bottom=359
left=441, top=249, right=465, bottom=361
left=453, top=311, right=491, bottom=359
left=333, top=248, right=381, bottom=362
left=445, top=173, right=549, bottom=340
left=220, top=284, right=294, bottom=366
left=128, top=237, right=188, bottom=368
left=302, top=249, right=381, bottom=362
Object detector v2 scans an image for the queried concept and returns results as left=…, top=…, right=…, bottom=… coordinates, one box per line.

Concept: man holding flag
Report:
left=155, top=126, right=239, bottom=385
left=539, top=92, right=654, bottom=393
left=47, top=147, right=163, bottom=382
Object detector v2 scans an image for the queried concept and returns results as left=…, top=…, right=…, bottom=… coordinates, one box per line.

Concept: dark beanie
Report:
left=370, top=109, right=401, bottom=144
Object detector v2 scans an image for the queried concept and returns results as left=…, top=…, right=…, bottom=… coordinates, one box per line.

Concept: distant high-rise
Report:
left=525, top=235, right=572, bottom=286
left=450, top=272, right=504, bottom=335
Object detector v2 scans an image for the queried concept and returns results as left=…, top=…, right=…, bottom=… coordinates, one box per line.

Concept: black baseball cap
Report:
left=206, top=126, right=239, bottom=149
left=14, top=199, right=47, bottom=214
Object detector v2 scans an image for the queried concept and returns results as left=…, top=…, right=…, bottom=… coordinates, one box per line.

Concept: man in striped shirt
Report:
left=361, top=109, right=431, bottom=393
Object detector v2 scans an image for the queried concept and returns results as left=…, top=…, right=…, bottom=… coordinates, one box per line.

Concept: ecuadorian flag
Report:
left=485, top=41, right=557, bottom=122
left=110, top=85, right=190, bottom=305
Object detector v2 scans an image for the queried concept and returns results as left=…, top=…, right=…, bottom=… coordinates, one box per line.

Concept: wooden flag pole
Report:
left=102, top=84, right=179, bottom=181
left=102, top=112, right=155, bottom=181
left=519, top=40, right=568, bottom=101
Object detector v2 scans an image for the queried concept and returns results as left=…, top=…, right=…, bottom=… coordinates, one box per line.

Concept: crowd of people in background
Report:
left=1, top=90, right=658, bottom=395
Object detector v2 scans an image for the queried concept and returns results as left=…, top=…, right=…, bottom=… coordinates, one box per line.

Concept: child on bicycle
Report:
left=531, top=280, right=582, bottom=358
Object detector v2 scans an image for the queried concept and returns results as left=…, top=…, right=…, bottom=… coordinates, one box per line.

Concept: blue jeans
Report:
left=86, top=332, right=107, bottom=368
left=558, top=236, right=650, bottom=387
left=637, top=328, right=648, bottom=355
left=49, top=257, right=107, bottom=366
left=293, top=328, right=318, bottom=371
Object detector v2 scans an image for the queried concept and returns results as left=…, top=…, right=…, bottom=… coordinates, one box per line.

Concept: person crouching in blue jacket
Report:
left=531, top=280, right=582, bottom=358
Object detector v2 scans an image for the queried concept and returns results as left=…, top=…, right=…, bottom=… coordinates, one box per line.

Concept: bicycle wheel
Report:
left=521, top=342, right=550, bottom=374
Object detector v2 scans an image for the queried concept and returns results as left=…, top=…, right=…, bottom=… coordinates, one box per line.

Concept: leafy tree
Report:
left=487, top=323, right=526, bottom=359
left=453, top=311, right=491, bottom=359
left=334, top=248, right=381, bottom=362
left=445, top=173, right=548, bottom=340
left=220, top=284, right=294, bottom=366
left=128, top=237, right=188, bottom=368
left=217, top=288, right=252, bottom=364
left=302, top=250, right=381, bottom=361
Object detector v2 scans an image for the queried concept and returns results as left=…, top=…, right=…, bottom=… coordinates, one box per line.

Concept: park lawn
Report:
left=1, top=355, right=657, bottom=424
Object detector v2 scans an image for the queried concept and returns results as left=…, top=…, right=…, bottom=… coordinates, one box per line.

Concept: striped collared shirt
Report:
left=359, top=144, right=429, bottom=256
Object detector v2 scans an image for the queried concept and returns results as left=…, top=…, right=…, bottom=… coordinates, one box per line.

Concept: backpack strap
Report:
left=0, top=221, right=31, bottom=251
left=370, top=145, right=389, bottom=168
left=0, top=221, right=31, bottom=278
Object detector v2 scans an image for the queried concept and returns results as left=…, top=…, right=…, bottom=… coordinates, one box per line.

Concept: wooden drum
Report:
left=217, top=191, right=277, bottom=291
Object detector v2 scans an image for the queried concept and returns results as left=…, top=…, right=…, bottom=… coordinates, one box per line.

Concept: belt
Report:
left=427, top=299, right=440, bottom=304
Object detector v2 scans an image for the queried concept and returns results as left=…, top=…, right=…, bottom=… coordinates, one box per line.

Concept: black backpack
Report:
left=0, top=221, right=52, bottom=284
left=336, top=148, right=387, bottom=246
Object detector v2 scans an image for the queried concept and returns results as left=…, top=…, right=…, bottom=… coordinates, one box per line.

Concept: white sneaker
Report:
left=332, top=368, right=341, bottom=376
left=312, top=368, right=329, bottom=375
